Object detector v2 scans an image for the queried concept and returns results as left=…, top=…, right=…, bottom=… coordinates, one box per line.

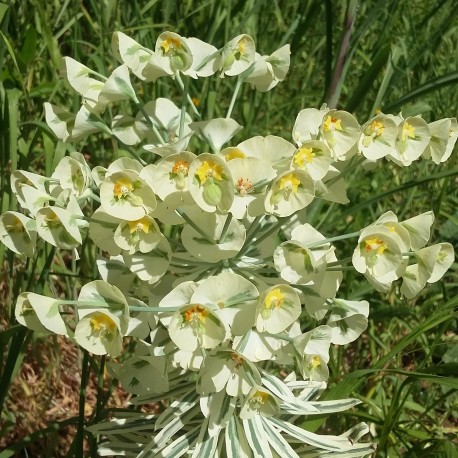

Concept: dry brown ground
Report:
left=0, top=334, right=132, bottom=457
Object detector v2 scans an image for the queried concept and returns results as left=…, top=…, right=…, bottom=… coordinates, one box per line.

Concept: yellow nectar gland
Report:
left=310, top=355, right=321, bottom=368
left=236, top=38, right=248, bottom=56
left=323, top=115, right=343, bottom=133
left=183, top=305, right=208, bottom=325
left=128, top=217, right=151, bottom=234
left=113, top=179, right=134, bottom=200
left=90, top=312, right=117, bottom=337
left=251, top=390, right=270, bottom=406
left=6, top=216, right=24, bottom=234
left=171, top=160, right=190, bottom=177
left=294, top=147, right=316, bottom=167
left=278, top=173, right=301, bottom=194
left=160, top=36, right=182, bottom=54
left=402, top=122, right=416, bottom=142
left=236, top=177, right=254, bottom=196
left=195, top=160, right=224, bottom=185
left=264, top=288, right=285, bottom=310
left=364, top=237, right=387, bottom=255
left=225, top=149, right=246, bottom=161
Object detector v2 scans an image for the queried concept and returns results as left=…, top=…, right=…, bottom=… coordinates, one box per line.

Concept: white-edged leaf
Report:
left=261, top=417, right=300, bottom=458
left=243, top=416, right=272, bottom=458
left=261, top=371, right=295, bottom=402
left=155, top=389, right=199, bottom=430
left=269, top=416, right=354, bottom=451
left=191, top=419, right=220, bottom=458
left=225, top=416, right=253, bottom=458
left=155, top=424, right=200, bottom=458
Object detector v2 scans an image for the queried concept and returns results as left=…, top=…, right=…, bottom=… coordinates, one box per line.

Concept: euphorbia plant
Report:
left=1, top=28, right=455, bottom=457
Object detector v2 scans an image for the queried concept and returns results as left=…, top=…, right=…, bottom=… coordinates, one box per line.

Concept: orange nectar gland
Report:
left=113, top=179, right=134, bottom=200
left=230, top=352, right=245, bottom=368
left=364, top=237, right=387, bottom=255
left=236, top=177, right=254, bottom=196
left=171, top=160, right=190, bottom=177
left=264, top=288, right=285, bottom=310
left=90, top=312, right=117, bottom=337
left=323, top=115, right=343, bottom=133
left=278, top=173, right=301, bottom=194
left=402, top=122, right=416, bottom=142
left=160, top=36, right=182, bottom=54
left=294, top=147, right=315, bottom=167
left=128, top=217, right=151, bottom=234
left=195, top=160, right=224, bottom=185
left=183, top=305, right=208, bottom=326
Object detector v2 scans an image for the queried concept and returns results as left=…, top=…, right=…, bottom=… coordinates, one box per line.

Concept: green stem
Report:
left=75, top=350, right=90, bottom=457
left=226, top=77, right=243, bottom=119
left=175, top=207, right=216, bottom=244
left=326, top=256, right=353, bottom=267
left=324, top=155, right=365, bottom=188
left=218, top=212, right=233, bottom=243
left=179, top=73, right=189, bottom=139
left=136, top=102, right=166, bottom=146
left=307, top=230, right=361, bottom=248
left=175, top=72, right=201, bottom=119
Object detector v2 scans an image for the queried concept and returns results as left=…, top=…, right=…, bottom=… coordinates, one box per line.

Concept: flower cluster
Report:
left=2, top=29, right=456, bottom=457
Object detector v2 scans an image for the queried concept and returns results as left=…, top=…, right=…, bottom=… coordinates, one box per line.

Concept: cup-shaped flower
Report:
left=388, top=116, right=431, bottom=166
left=70, top=106, right=111, bottom=142
left=155, top=31, right=193, bottom=73
left=122, top=234, right=171, bottom=284
left=108, top=356, right=168, bottom=395
left=63, top=57, right=105, bottom=110
left=77, top=279, right=129, bottom=320
left=36, top=206, right=83, bottom=250
left=100, top=170, right=157, bottom=220
left=352, top=226, right=405, bottom=279
left=111, top=32, right=153, bottom=80
left=292, top=325, right=332, bottom=382
left=181, top=208, right=246, bottom=263
left=256, top=285, right=301, bottom=334
left=183, top=37, right=219, bottom=78
left=111, top=115, right=143, bottom=145
left=0, top=212, right=37, bottom=257
left=74, top=309, right=124, bottom=357
left=226, top=157, right=276, bottom=219
left=190, top=118, right=243, bottom=153
left=326, top=299, right=369, bottom=345
left=423, top=118, right=457, bottom=163
left=427, top=243, right=454, bottom=283
left=190, top=271, right=259, bottom=336
left=52, top=152, right=93, bottom=197
left=10, top=170, right=51, bottom=212
left=189, top=154, right=234, bottom=212
left=240, top=387, right=280, bottom=420
left=218, top=34, right=255, bottom=77
left=231, top=135, right=296, bottom=171
left=137, top=98, right=193, bottom=148
left=88, top=209, right=122, bottom=256
left=44, top=103, right=75, bottom=142
left=273, top=241, right=317, bottom=285
left=291, top=140, right=332, bottom=181
left=358, top=114, right=397, bottom=160
left=197, top=349, right=262, bottom=396
left=243, top=44, right=291, bottom=92
left=168, top=304, right=226, bottom=352
left=320, top=110, right=361, bottom=161
left=114, top=215, right=161, bottom=254
left=15, top=292, right=67, bottom=336
left=292, top=107, right=327, bottom=145
left=98, top=64, right=138, bottom=105
left=400, top=211, right=434, bottom=250
left=147, top=151, right=196, bottom=201
left=265, top=170, right=314, bottom=217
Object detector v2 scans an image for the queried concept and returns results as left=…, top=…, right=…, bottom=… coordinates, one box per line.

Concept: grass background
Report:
left=0, top=0, right=457, bottom=456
